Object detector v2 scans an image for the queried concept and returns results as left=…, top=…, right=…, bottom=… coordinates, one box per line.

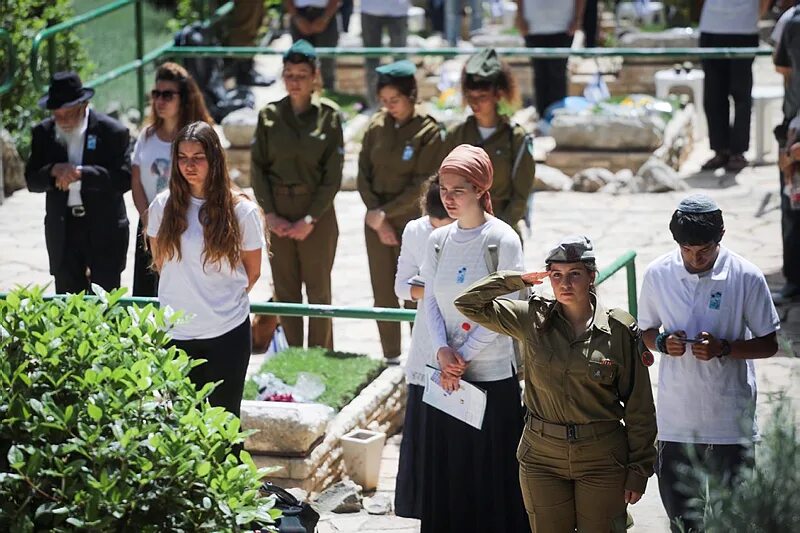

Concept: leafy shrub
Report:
left=678, top=397, right=800, bottom=532
left=0, top=0, right=92, bottom=159
left=0, top=286, right=279, bottom=532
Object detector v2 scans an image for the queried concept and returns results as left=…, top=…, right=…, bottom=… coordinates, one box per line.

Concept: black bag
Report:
left=258, top=481, right=320, bottom=533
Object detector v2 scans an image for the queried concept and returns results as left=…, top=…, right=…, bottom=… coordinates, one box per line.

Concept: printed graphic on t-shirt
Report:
left=151, top=158, right=170, bottom=194
left=709, top=291, right=722, bottom=310
left=456, top=266, right=467, bottom=284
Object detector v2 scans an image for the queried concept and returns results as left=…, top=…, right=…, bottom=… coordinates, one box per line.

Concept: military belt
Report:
left=525, top=414, right=620, bottom=443
left=272, top=184, right=311, bottom=195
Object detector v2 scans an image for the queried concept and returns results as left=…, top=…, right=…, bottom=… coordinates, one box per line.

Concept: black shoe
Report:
left=772, top=283, right=800, bottom=305
left=236, top=68, right=275, bottom=87
left=725, top=153, right=748, bottom=172
left=701, top=152, right=729, bottom=170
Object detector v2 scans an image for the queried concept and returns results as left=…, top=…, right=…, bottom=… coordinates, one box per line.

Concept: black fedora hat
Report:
left=38, top=71, right=95, bottom=110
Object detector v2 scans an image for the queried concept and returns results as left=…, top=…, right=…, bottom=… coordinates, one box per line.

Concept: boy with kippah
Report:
left=638, top=194, right=780, bottom=532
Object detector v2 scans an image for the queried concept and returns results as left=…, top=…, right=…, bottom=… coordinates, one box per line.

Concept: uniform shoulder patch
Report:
left=608, top=308, right=639, bottom=337
left=319, top=96, right=341, bottom=111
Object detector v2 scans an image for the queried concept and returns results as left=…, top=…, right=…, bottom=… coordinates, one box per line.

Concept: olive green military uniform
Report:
left=454, top=272, right=657, bottom=533
left=357, top=107, right=443, bottom=357
left=251, top=94, right=343, bottom=350
left=442, top=116, right=535, bottom=231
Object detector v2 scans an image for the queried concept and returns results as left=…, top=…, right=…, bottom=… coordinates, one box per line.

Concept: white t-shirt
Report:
left=146, top=191, right=266, bottom=341
left=699, top=0, right=759, bottom=35
left=395, top=216, right=448, bottom=385
left=638, top=247, right=780, bottom=445
left=361, top=0, right=409, bottom=17
left=772, top=7, right=796, bottom=46
left=421, top=216, right=524, bottom=382
left=132, top=128, right=173, bottom=204
left=522, top=0, right=575, bottom=35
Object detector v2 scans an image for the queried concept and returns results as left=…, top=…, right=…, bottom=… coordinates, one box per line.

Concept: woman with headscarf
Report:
left=419, top=144, right=529, bottom=533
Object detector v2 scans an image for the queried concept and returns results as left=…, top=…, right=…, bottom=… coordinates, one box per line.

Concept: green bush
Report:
left=678, top=397, right=800, bottom=532
left=0, top=286, right=279, bottom=532
left=0, top=0, right=92, bottom=159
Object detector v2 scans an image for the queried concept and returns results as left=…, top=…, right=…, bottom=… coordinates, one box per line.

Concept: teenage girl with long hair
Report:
left=147, top=121, right=265, bottom=419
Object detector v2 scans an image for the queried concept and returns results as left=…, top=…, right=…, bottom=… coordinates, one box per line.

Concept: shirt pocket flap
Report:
left=587, top=360, right=616, bottom=384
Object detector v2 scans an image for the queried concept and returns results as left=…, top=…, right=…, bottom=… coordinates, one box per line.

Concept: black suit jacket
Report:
left=25, top=110, right=132, bottom=274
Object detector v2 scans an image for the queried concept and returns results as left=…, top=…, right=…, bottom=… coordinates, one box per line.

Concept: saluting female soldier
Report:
left=442, top=48, right=535, bottom=235
left=357, top=60, right=444, bottom=360
left=251, top=40, right=343, bottom=350
left=455, top=235, right=657, bottom=533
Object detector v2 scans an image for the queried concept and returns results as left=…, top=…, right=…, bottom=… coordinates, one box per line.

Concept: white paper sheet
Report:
left=422, top=365, right=487, bottom=430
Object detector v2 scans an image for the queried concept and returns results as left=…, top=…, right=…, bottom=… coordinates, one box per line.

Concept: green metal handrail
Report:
left=164, top=45, right=773, bottom=59
left=0, top=250, right=638, bottom=320
left=0, top=28, right=16, bottom=95
left=595, top=250, right=637, bottom=317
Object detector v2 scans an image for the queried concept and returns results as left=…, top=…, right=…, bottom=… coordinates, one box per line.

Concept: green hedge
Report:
left=0, top=287, right=279, bottom=531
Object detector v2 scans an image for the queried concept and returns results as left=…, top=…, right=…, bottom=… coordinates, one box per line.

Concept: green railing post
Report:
left=626, top=260, right=638, bottom=318
left=0, top=28, right=17, bottom=95
left=135, top=0, right=145, bottom=120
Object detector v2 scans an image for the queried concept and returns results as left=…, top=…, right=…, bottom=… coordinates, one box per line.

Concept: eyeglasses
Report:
left=151, top=89, right=178, bottom=101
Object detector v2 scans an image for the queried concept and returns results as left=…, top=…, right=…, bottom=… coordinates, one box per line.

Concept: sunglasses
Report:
left=151, top=89, right=178, bottom=101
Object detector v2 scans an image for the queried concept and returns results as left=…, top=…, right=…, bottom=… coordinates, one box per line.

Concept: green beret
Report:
left=465, top=48, right=502, bottom=80
left=284, top=39, right=317, bottom=60
left=545, top=235, right=596, bottom=264
left=375, top=60, right=416, bottom=78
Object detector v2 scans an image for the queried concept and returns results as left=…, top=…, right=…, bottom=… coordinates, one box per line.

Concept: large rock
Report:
left=221, top=107, right=259, bottom=148
left=533, top=164, right=572, bottom=192
left=241, top=400, right=334, bottom=455
left=551, top=114, right=663, bottom=151
left=572, top=167, right=615, bottom=192
left=1, top=129, right=26, bottom=198
left=633, top=157, right=687, bottom=192
left=312, top=479, right=363, bottom=514
left=363, top=493, right=392, bottom=515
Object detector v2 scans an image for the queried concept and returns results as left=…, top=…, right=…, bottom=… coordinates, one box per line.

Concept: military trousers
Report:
left=269, top=189, right=338, bottom=350
left=517, top=418, right=629, bottom=533
left=364, top=218, right=415, bottom=358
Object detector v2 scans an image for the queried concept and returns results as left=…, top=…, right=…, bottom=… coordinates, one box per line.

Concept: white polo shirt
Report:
left=638, top=246, right=780, bottom=445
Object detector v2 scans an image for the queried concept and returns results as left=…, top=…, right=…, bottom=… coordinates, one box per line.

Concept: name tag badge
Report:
left=87, top=135, right=97, bottom=150
left=402, top=144, right=414, bottom=161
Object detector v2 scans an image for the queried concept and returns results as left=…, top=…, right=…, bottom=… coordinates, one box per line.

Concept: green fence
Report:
left=0, top=250, right=638, bottom=320
left=0, top=28, right=16, bottom=96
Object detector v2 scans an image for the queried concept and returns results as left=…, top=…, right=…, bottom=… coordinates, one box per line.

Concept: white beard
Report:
left=54, top=122, right=83, bottom=149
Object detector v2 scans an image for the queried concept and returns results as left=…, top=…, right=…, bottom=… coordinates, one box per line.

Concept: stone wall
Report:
left=249, top=366, right=406, bottom=494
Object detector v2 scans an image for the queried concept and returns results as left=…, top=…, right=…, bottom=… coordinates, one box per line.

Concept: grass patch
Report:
left=243, top=347, right=385, bottom=410
left=72, top=0, right=176, bottom=113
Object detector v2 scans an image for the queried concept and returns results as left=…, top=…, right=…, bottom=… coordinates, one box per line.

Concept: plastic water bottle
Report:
left=450, top=322, right=472, bottom=350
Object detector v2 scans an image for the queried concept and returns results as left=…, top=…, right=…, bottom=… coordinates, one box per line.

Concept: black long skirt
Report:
left=420, top=376, right=529, bottom=533
left=395, top=384, right=427, bottom=518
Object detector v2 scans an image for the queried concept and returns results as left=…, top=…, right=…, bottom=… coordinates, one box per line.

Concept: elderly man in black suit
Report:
left=25, top=71, right=132, bottom=294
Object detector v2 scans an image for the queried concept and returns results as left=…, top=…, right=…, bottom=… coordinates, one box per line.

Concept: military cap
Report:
left=676, top=194, right=720, bottom=213
left=464, top=48, right=502, bottom=80
left=376, top=60, right=416, bottom=78
left=284, top=39, right=317, bottom=60
left=545, top=235, right=596, bottom=264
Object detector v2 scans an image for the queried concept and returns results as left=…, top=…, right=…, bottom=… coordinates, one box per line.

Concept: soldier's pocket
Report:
left=516, top=433, right=532, bottom=464
left=587, top=360, right=616, bottom=385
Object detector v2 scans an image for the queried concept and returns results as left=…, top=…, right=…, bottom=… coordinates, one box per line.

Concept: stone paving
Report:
left=2, top=56, right=799, bottom=532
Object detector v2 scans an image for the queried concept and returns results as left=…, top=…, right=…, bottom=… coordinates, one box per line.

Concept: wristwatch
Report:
left=303, top=215, right=316, bottom=225
left=718, top=339, right=731, bottom=358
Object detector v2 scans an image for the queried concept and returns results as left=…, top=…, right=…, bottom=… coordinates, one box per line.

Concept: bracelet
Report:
left=655, top=332, right=669, bottom=353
